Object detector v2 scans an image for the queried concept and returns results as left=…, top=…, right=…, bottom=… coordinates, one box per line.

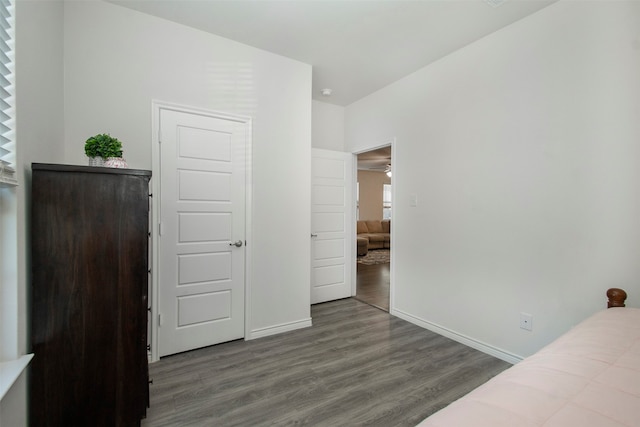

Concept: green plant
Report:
left=84, top=133, right=123, bottom=158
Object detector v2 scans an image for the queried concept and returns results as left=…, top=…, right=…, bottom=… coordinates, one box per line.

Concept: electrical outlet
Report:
left=520, top=312, right=533, bottom=331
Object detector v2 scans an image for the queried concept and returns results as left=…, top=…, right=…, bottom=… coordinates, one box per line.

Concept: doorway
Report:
left=355, top=145, right=392, bottom=312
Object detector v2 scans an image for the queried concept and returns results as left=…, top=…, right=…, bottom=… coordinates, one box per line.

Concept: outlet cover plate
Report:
left=520, top=312, right=533, bottom=331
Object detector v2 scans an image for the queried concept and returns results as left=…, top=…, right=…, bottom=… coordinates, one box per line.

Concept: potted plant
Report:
left=85, top=133, right=127, bottom=168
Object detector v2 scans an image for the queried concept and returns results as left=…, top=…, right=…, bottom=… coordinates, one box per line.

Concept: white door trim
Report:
left=150, top=100, right=253, bottom=362
left=350, top=154, right=358, bottom=297
left=353, top=138, right=395, bottom=312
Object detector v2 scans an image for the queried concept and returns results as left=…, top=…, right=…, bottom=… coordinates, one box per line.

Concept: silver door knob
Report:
left=230, top=240, right=243, bottom=247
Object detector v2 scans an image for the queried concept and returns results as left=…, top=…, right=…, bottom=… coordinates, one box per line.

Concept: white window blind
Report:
left=0, top=0, right=15, bottom=187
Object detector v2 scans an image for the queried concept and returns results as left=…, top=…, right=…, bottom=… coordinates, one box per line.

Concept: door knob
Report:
left=311, top=233, right=318, bottom=238
left=229, top=240, right=243, bottom=247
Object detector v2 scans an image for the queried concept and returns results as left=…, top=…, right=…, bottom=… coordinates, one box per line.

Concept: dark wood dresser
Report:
left=30, top=163, right=151, bottom=427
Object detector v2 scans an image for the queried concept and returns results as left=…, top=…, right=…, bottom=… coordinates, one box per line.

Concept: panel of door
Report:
left=311, top=149, right=354, bottom=304
left=158, top=108, right=246, bottom=357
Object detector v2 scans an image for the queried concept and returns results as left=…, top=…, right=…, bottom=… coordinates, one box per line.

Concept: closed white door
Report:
left=311, top=149, right=354, bottom=304
left=158, top=108, right=247, bottom=357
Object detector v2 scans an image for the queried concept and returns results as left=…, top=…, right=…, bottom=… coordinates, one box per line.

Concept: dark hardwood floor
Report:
left=356, top=262, right=390, bottom=311
left=142, top=298, right=510, bottom=427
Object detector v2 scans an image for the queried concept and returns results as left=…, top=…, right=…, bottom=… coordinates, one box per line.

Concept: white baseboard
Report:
left=391, top=308, right=522, bottom=365
left=247, top=317, right=313, bottom=340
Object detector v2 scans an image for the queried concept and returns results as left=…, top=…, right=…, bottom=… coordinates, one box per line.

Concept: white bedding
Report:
left=417, top=307, right=640, bottom=427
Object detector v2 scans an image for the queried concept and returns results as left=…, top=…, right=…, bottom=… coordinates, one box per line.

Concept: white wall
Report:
left=16, top=0, right=66, bottom=349
left=1, top=0, right=65, bottom=425
left=358, top=170, right=391, bottom=221
left=312, top=99, right=345, bottom=151
left=63, top=1, right=312, bottom=336
left=346, top=0, right=640, bottom=359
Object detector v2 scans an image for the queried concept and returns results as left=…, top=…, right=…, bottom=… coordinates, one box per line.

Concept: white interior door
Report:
left=158, top=108, right=247, bottom=357
left=311, top=149, right=354, bottom=304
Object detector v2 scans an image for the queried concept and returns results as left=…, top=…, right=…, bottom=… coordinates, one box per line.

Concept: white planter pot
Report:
left=88, top=156, right=105, bottom=167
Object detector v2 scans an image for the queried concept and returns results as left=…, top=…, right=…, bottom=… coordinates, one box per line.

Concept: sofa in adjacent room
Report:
left=357, top=219, right=390, bottom=256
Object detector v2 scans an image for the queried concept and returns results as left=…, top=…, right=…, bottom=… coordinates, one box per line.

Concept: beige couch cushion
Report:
left=357, top=221, right=369, bottom=234
left=356, top=237, right=368, bottom=256
left=365, top=220, right=383, bottom=233
left=357, top=220, right=390, bottom=250
left=364, top=233, right=384, bottom=243
left=363, top=233, right=384, bottom=249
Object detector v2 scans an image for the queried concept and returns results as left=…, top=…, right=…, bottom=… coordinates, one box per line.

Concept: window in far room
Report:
left=383, top=184, right=391, bottom=219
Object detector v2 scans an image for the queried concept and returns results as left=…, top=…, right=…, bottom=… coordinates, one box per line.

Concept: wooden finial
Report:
left=607, top=288, right=627, bottom=308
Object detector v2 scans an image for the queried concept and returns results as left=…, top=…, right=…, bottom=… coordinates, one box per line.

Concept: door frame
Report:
left=352, top=138, right=396, bottom=311
left=150, top=100, right=253, bottom=362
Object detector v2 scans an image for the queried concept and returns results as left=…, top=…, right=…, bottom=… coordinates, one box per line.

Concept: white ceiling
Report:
left=109, top=0, right=556, bottom=106
left=358, top=146, right=391, bottom=171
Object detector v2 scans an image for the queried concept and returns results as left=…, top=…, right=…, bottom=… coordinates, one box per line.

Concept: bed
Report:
left=417, top=288, right=640, bottom=427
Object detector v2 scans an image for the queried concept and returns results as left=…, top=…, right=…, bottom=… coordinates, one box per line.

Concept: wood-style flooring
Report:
left=142, top=298, right=511, bottom=427
left=355, top=262, right=390, bottom=311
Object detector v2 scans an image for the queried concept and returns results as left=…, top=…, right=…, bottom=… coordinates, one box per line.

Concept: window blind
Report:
left=0, top=0, right=15, bottom=186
